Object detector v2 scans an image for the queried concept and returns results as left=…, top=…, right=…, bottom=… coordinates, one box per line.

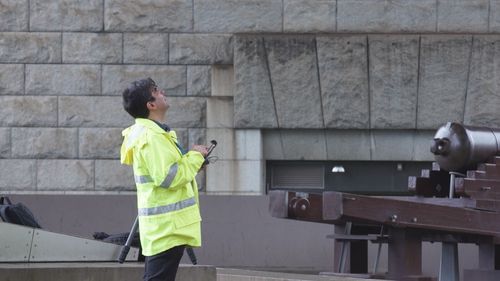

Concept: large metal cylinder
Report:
left=431, top=122, right=500, bottom=172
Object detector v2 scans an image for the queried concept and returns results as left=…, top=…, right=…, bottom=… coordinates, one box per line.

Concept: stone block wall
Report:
left=2, top=0, right=500, bottom=194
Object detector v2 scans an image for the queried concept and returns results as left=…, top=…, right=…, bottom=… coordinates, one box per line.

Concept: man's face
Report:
left=150, top=85, right=169, bottom=113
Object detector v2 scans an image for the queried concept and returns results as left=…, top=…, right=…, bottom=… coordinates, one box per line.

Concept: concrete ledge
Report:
left=217, top=268, right=381, bottom=281
left=0, top=263, right=216, bottom=281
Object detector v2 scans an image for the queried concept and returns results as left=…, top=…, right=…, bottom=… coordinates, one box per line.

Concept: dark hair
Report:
left=122, top=78, right=157, bottom=118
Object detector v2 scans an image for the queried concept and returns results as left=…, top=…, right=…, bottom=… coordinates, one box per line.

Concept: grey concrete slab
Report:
left=417, top=35, right=471, bottom=129
left=12, top=128, right=78, bottom=158
left=465, top=36, right=500, bottom=127
left=123, top=33, right=169, bottom=64
left=26, top=64, right=101, bottom=96
left=0, top=0, right=28, bottom=31
left=437, top=0, right=488, bottom=32
left=0, top=64, right=24, bottom=95
left=102, top=65, right=186, bottom=97
left=194, top=0, right=282, bottom=33
left=0, top=96, right=57, bottom=126
left=169, top=34, right=233, bottom=64
left=79, top=128, right=122, bottom=159
left=280, top=130, right=328, bottom=160
left=58, top=96, right=133, bottom=127
left=337, top=0, right=436, bottom=33
left=325, top=130, right=371, bottom=160
left=0, top=263, right=215, bottom=281
left=0, top=160, right=36, bottom=191
left=0, top=32, right=61, bottom=63
left=63, top=33, right=122, bottom=63
left=369, top=35, right=419, bottom=129
left=95, top=160, right=135, bottom=191
left=265, top=36, right=324, bottom=128
left=234, top=36, right=278, bottom=128
left=166, top=97, right=207, bottom=128
left=30, top=0, right=103, bottom=31
left=105, top=0, right=192, bottom=32
left=37, top=160, right=94, bottom=191
left=0, top=128, right=10, bottom=158
left=188, top=65, right=211, bottom=96
left=284, top=0, right=336, bottom=33
left=317, top=36, right=369, bottom=129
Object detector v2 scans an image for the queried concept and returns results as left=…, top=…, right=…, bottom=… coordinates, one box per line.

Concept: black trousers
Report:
left=144, top=245, right=185, bottom=281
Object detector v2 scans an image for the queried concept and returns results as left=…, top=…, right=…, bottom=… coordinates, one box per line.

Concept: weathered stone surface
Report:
left=188, top=128, right=207, bottom=149
left=212, top=65, right=234, bottom=97
left=280, top=130, right=327, bottom=160
left=63, top=33, right=122, bottom=63
left=0, top=32, right=61, bottom=63
left=234, top=160, right=264, bottom=193
left=284, top=0, right=335, bottom=32
left=124, top=33, right=169, bottom=64
left=95, top=160, right=135, bottom=191
left=0, top=128, right=10, bottom=158
left=490, top=0, right=500, bottom=32
left=437, top=0, right=488, bottom=32
left=206, top=160, right=234, bottom=193
left=337, top=0, right=436, bottom=32
left=317, top=36, right=369, bottom=129
left=102, top=65, right=186, bottom=96
left=417, top=36, right=471, bottom=129
left=0, top=160, right=35, bottom=190
left=26, top=64, right=101, bottom=95
left=173, top=128, right=188, bottom=151
left=59, top=96, right=133, bottom=127
left=263, top=130, right=327, bottom=160
left=207, top=128, right=235, bottom=160
left=235, top=129, right=262, bottom=160
left=12, top=128, right=78, bottom=158
left=105, top=0, right=192, bottom=32
left=0, top=64, right=23, bottom=95
left=0, top=96, right=57, bottom=126
left=79, top=128, right=123, bottom=159
left=187, top=66, right=211, bottom=96
left=207, top=97, right=233, bottom=128
left=265, top=36, right=323, bottom=128
left=194, top=0, right=282, bottom=32
left=0, top=0, right=28, bottom=31
left=30, top=0, right=103, bottom=31
left=166, top=97, right=206, bottom=128
left=37, top=160, right=93, bottom=190
left=170, top=34, right=233, bottom=64
left=465, top=36, right=500, bottom=127
left=414, top=130, right=435, bottom=161
left=369, top=35, right=419, bottom=129
left=371, top=130, right=418, bottom=160
left=234, top=36, right=277, bottom=128
left=325, top=130, right=371, bottom=160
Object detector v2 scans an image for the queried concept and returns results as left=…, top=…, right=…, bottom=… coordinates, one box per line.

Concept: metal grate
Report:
left=271, top=165, right=324, bottom=189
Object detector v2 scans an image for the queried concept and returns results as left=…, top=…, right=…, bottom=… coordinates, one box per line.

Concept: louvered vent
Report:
left=272, top=165, right=324, bottom=189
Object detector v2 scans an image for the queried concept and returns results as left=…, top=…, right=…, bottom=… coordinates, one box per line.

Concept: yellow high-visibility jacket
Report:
left=120, top=118, right=204, bottom=256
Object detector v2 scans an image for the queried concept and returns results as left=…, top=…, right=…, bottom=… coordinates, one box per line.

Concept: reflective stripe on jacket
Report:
left=120, top=118, right=205, bottom=256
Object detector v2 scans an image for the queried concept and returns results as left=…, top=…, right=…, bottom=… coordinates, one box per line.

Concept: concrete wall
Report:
left=2, top=0, right=500, bottom=194
left=0, top=0, right=498, bottom=277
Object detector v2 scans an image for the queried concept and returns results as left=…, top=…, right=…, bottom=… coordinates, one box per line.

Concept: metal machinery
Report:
left=269, top=122, right=500, bottom=281
left=0, top=222, right=139, bottom=262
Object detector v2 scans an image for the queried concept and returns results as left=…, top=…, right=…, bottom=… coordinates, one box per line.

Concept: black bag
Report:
left=0, top=197, right=42, bottom=228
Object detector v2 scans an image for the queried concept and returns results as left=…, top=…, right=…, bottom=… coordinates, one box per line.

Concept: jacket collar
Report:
left=134, top=118, right=168, bottom=135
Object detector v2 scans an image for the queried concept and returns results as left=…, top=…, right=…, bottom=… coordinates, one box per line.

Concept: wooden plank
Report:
left=455, top=178, right=500, bottom=194
left=324, top=192, right=500, bottom=236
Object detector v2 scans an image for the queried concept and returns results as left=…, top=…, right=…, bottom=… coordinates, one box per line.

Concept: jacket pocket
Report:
left=173, top=207, right=201, bottom=229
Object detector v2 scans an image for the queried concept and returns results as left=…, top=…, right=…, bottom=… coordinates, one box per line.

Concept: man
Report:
left=120, top=78, right=208, bottom=281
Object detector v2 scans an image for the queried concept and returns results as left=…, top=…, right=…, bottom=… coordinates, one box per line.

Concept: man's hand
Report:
left=191, top=145, right=209, bottom=157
